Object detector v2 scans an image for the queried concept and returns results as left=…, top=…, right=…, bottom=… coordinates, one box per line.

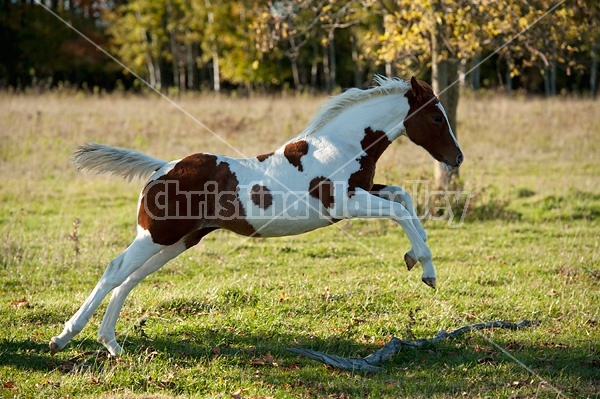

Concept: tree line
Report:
left=1, top=0, right=598, bottom=97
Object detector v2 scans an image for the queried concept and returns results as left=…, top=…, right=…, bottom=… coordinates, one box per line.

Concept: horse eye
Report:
left=433, top=115, right=443, bottom=124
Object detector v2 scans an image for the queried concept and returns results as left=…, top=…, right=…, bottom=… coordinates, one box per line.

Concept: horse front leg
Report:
left=370, top=184, right=426, bottom=271
left=341, top=188, right=436, bottom=288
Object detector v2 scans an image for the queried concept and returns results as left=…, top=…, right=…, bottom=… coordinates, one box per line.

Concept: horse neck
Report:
left=308, top=92, right=410, bottom=144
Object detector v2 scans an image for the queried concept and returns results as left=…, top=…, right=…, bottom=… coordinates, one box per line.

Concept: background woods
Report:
left=1, top=0, right=599, bottom=97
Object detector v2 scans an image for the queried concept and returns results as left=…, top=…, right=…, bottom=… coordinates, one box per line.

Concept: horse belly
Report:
left=244, top=199, right=335, bottom=237
left=248, top=216, right=333, bottom=237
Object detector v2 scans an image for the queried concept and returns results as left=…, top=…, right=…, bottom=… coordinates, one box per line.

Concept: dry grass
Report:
left=0, top=91, right=598, bottom=398
left=456, top=95, right=599, bottom=195
left=1, top=91, right=597, bottom=195
left=0, top=92, right=321, bottom=172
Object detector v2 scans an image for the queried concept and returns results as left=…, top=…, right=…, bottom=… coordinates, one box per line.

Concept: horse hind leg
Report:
left=96, top=229, right=214, bottom=356
left=49, top=233, right=164, bottom=355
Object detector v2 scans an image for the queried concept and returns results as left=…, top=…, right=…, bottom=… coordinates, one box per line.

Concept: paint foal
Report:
left=50, top=76, right=463, bottom=356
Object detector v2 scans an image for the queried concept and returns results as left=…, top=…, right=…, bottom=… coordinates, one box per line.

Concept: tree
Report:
left=0, top=1, right=120, bottom=89
left=371, top=0, right=588, bottom=187
left=375, top=0, right=493, bottom=188
left=205, top=1, right=284, bottom=91
left=573, top=0, right=600, bottom=97
left=253, top=0, right=373, bottom=91
left=3, top=0, right=590, bottom=96
left=105, top=0, right=171, bottom=89
left=254, top=0, right=330, bottom=90
left=493, top=1, right=583, bottom=96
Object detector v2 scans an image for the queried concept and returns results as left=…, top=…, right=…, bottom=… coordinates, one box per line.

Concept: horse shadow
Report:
left=1, top=324, right=597, bottom=397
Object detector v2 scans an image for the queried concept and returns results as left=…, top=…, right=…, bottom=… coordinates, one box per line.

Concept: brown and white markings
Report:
left=50, top=76, right=463, bottom=356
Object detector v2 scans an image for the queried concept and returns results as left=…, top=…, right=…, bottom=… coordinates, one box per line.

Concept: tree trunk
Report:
left=205, top=0, right=219, bottom=92
left=383, top=11, right=393, bottom=77
left=470, top=52, right=481, bottom=90
left=544, top=42, right=557, bottom=97
left=211, top=45, right=220, bottom=92
left=166, top=0, right=179, bottom=91
left=431, top=24, right=459, bottom=190
left=351, top=33, right=362, bottom=87
left=137, top=10, right=158, bottom=90
left=385, top=61, right=392, bottom=78
left=288, top=37, right=302, bottom=90
left=328, top=38, right=336, bottom=90
left=543, top=67, right=551, bottom=96
left=169, top=33, right=180, bottom=91
left=591, top=39, right=599, bottom=99
left=550, top=59, right=557, bottom=96
left=144, top=34, right=157, bottom=89
left=505, top=57, right=512, bottom=95
left=459, top=58, right=466, bottom=90
left=311, top=38, right=318, bottom=88
left=291, top=56, right=300, bottom=90
left=150, top=32, right=163, bottom=91
left=186, top=42, right=198, bottom=91
left=322, top=43, right=330, bottom=91
left=179, top=60, right=186, bottom=92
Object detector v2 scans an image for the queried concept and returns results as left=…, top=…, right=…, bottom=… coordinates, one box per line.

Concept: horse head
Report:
left=404, top=77, right=464, bottom=170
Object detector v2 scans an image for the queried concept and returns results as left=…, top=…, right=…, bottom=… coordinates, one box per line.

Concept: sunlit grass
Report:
left=0, top=92, right=598, bottom=398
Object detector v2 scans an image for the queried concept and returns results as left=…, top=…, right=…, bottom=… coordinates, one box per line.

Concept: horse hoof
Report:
left=49, top=338, right=62, bottom=355
left=422, top=277, right=436, bottom=289
left=107, top=345, right=125, bottom=357
left=404, top=252, right=417, bottom=271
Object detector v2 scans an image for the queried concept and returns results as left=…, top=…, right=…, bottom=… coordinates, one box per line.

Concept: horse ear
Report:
left=410, top=76, right=427, bottom=100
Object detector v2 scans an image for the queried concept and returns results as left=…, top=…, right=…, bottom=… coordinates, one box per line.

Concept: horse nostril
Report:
left=456, top=153, right=464, bottom=166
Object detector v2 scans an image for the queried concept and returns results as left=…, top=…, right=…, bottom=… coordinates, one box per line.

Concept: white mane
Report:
left=301, top=75, right=411, bottom=137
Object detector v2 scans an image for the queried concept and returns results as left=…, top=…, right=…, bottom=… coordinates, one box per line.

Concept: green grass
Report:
left=0, top=92, right=599, bottom=398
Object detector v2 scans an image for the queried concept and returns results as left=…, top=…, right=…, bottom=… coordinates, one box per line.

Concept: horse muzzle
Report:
left=442, top=153, right=464, bottom=171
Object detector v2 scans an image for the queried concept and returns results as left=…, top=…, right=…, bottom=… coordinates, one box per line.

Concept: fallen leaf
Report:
left=10, top=298, right=30, bottom=308
left=279, top=291, right=289, bottom=302
left=89, top=376, right=102, bottom=385
left=3, top=381, right=17, bottom=390
left=250, top=352, right=278, bottom=367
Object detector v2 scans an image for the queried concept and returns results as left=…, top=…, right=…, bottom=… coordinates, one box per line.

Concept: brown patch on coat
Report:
left=369, top=184, right=388, bottom=194
left=347, top=128, right=391, bottom=197
left=138, top=153, right=257, bottom=246
left=250, top=184, right=273, bottom=210
left=309, top=177, right=335, bottom=209
left=403, top=77, right=463, bottom=168
left=256, top=151, right=274, bottom=162
left=283, top=140, right=309, bottom=172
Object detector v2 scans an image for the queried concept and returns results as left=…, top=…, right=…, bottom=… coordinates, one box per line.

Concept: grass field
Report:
left=0, top=91, right=599, bottom=398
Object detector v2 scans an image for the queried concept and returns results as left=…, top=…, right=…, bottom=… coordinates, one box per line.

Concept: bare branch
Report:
left=287, top=320, right=536, bottom=371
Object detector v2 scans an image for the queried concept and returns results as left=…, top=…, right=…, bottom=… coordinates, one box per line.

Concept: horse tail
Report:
left=72, top=142, right=169, bottom=182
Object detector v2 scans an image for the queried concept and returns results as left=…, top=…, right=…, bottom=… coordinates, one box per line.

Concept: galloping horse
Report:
left=50, top=76, right=463, bottom=356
